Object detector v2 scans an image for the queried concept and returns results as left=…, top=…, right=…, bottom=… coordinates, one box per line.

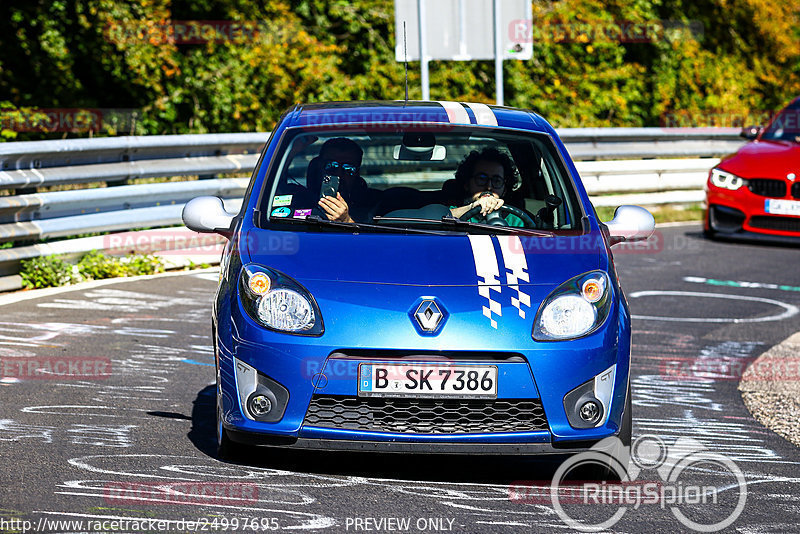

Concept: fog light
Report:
left=563, top=364, right=616, bottom=429
left=579, top=401, right=600, bottom=422
left=248, top=394, right=272, bottom=417
left=234, top=357, right=290, bottom=423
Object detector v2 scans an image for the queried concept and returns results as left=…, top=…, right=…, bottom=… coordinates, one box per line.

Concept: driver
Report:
left=448, top=148, right=525, bottom=227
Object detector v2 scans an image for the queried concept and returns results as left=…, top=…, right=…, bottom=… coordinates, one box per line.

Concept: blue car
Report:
left=183, top=101, right=654, bottom=460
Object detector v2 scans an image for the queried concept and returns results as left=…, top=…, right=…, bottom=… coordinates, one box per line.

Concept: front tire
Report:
left=619, top=380, right=632, bottom=449
left=216, top=396, right=245, bottom=461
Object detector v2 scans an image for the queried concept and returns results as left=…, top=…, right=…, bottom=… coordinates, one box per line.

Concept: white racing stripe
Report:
left=496, top=236, right=530, bottom=319
left=436, top=101, right=470, bottom=124
left=464, top=102, right=498, bottom=126
left=468, top=235, right=502, bottom=329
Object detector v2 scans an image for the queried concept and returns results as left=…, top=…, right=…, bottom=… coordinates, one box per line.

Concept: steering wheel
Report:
left=459, top=204, right=538, bottom=228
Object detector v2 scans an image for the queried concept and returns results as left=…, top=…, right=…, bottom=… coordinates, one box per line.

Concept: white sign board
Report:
left=395, top=0, right=532, bottom=61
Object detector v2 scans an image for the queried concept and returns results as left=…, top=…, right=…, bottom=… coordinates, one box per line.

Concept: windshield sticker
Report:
left=468, top=235, right=502, bottom=329
left=273, top=195, right=293, bottom=207
left=497, top=235, right=531, bottom=319
left=271, top=207, right=291, bottom=218
left=293, top=209, right=312, bottom=218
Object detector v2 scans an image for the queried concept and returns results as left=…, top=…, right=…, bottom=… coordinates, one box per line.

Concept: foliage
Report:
left=122, top=253, right=165, bottom=276
left=1, top=0, right=798, bottom=138
left=20, top=250, right=165, bottom=289
left=185, top=260, right=211, bottom=270
left=77, top=250, right=127, bottom=279
left=77, top=250, right=164, bottom=279
left=20, top=255, right=79, bottom=289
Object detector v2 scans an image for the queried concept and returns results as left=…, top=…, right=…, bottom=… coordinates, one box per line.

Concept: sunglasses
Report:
left=324, top=160, right=359, bottom=175
left=472, top=172, right=505, bottom=189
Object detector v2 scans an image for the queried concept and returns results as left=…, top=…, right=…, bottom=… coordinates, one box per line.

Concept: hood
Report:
left=240, top=229, right=603, bottom=287
left=720, top=140, right=800, bottom=178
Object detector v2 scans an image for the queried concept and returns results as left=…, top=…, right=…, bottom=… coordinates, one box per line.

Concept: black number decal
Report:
left=481, top=370, right=493, bottom=391
left=453, top=370, right=465, bottom=390
left=466, top=370, right=479, bottom=390
left=438, top=369, right=451, bottom=390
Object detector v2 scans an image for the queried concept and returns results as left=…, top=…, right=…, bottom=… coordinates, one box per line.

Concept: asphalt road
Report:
left=1, top=223, right=799, bottom=533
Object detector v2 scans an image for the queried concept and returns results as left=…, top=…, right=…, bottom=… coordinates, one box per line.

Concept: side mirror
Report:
left=605, top=205, right=655, bottom=246
left=740, top=126, right=761, bottom=140
left=182, top=196, right=235, bottom=235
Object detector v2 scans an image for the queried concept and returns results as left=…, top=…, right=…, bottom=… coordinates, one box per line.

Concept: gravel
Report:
left=739, top=332, right=800, bottom=447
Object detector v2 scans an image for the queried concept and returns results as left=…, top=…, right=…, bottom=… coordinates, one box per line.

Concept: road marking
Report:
left=685, top=276, right=800, bottom=293
left=182, top=358, right=214, bottom=366
left=629, top=290, right=799, bottom=323
left=0, top=267, right=219, bottom=307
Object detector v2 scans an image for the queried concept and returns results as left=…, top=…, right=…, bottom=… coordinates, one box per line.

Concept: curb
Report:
left=738, top=331, right=800, bottom=448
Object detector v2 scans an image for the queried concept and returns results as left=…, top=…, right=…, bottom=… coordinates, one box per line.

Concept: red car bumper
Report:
left=705, top=180, right=800, bottom=242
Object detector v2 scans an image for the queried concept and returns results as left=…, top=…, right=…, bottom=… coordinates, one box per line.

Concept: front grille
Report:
left=748, top=179, right=787, bottom=198
left=792, top=182, right=800, bottom=199
left=303, top=395, right=549, bottom=434
left=749, top=215, right=800, bottom=233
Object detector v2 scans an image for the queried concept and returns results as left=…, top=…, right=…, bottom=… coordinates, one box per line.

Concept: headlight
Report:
left=239, top=264, right=323, bottom=335
left=710, top=168, right=747, bottom=190
left=533, top=271, right=612, bottom=341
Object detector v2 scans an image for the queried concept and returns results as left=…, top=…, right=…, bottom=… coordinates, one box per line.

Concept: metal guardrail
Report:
left=0, top=128, right=744, bottom=291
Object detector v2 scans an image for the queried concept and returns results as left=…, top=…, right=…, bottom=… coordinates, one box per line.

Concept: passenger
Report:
left=307, top=137, right=378, bottom=223
left=449, top=148, right=525, bottom=227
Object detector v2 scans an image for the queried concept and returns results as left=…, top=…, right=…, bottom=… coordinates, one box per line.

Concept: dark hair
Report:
left=320, top=137, right=363, bottom=163
left=454, top=147, right=518, bottom=194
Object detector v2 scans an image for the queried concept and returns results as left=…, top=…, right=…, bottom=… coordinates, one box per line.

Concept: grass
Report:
left=595, top=203, right=704, bottom=224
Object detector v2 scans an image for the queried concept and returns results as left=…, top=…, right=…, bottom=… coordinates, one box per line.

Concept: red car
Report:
left=705, top=96, right=800, bottom=242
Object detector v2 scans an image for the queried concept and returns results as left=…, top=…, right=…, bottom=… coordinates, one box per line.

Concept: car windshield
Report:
left=761, top=100, right=800, bottom=143
left=257, top=126, right=583, bottom=234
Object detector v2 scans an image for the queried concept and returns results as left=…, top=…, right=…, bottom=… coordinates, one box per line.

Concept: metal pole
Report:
left=493, top=0, right=503, bottom=106
left=418, top=0, right=430, bottom=100
left=458, top=0, right=467, bottom=59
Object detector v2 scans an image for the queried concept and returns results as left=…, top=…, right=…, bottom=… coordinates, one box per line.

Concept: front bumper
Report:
left=217, top=272, right=630, bottom=454
left=215, top=300, right=632, bottom=451
left=225, top=429, right=618, bottom=455
left=706, top=185, right=800, bottom=242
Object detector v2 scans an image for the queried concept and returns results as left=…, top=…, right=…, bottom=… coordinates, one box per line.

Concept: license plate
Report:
left=358, top=363, right=498, bottom=398
left=765, top=199, right=800, bottom=216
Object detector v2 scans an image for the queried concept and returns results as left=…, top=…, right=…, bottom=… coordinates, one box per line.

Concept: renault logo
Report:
left=414, top=299, right=445, bottom=332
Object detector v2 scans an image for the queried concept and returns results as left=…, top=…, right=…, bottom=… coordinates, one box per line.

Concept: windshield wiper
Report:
left=373, top=215, right=556, bottom=237
left=269, top=215, right=446, bottom=235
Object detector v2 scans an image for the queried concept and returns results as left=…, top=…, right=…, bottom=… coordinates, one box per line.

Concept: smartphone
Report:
left=320, top=174, right=339, bottom=199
